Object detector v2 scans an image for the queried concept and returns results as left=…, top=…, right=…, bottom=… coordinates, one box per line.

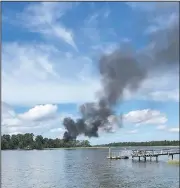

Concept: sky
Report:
left=2, top=2, right=179, bottom=145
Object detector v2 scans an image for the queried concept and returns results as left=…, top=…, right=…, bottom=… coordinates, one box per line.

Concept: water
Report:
left=2, top=147, right=179, bottom=188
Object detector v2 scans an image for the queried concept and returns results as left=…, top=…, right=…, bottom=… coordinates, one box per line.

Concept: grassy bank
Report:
left=44, top=146, right=110, bottom=150
left=167, top=160, right=180, bottom=165
left=44, top=145, right=179, bottom=150
left=3, top=145, right=178, bottom=151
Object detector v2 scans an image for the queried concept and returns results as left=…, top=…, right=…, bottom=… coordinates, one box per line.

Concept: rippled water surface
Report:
left=2, top=147, right=179, bottom=188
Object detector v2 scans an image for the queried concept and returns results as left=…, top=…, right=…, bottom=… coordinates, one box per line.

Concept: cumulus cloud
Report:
left=138, top=72, right=179, bottom=102
left=156, top=125, right=167, bottom=130
left=1, top=102, right=64, bottom=136
left=2, top=2, right=178, bottom=108
left=2, top=42, right=100, bottom=106
left=2, top=41, right=178, bottom=107
left=127, top=2, right=178, bottom=12
left=50, top=128, right=64, bottom=133
left=123, top=109, right=168, bottom=126
left=126, top=129, right=138, bottom=134
left=1, top=102, right=22, bottom=128
left=18, top=104, right=58, bottom=121
left=156, top=125, right=179, bottom=133
left=168, top=127, right=179, bottom=133
left=14, top=2, right=78, bottom=50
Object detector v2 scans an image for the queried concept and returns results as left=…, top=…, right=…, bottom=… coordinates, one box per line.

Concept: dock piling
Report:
left=108, top=147, right=111, bottom=158
left=131, top=148, right=179, bottom=162
left=156, top=156, right=158, bottom=162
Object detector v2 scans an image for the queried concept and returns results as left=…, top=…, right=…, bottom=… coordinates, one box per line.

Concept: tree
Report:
left=34, top=135, right=44, bottom=149
left=1, top=137, right=9, bottom=150
left=2, top=133, right=179, bottom=150
left=23, top=133, right=34, bottom=147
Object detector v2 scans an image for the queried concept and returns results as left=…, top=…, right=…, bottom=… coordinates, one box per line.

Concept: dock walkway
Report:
left=107, top=148, right=180, bottom=161
left=131, top=148, right=180, bottom=161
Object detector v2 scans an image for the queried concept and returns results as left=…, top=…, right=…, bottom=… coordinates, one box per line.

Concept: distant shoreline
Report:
left=2, top=145, right=179, bottom=151
left=2, top=133, right=179, bottom=150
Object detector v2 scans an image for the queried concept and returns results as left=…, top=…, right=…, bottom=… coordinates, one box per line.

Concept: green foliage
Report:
left=95, top=140, right=180, bottom=147
left=1, top=133, right=91, bottom=150
left=2, top=133, right=178, bottom=150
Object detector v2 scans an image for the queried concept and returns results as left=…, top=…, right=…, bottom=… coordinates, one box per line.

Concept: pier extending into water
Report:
left=107, top=147, right=130, bottom=159
left=131, top=148, right=180, bottom=162
left=107, top=147, right=180, bottom=161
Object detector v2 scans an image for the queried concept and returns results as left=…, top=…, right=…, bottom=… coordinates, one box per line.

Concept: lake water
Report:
left=2, top=147, right=179, bottom=188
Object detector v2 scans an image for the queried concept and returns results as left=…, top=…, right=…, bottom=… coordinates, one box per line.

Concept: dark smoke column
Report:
left=62, top=5, right=179, bottom=140
left=63, top=45, right=146, bottom=141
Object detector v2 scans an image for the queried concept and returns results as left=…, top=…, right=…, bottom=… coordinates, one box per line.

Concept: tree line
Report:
left=1, top=133, right=179, bottom=150
left=1, top=133, right=91, bottom=150
left=96, top=140, right=179, bottom=147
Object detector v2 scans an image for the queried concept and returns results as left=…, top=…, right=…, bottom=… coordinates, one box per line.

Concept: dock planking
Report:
left=131, top=149, right=180, bottom=161
left=107, top=147, right=130, bottom=160
left=107, top=147, right=180, bottom=162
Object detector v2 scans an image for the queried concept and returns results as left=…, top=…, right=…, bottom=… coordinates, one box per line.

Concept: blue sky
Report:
left=2, top=2, right=179, bottom=145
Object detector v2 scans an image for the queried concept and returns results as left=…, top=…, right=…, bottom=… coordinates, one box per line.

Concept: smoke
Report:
left=63, top=45, right=149, bottom=141
left=63, top=4, right=179, bottom=141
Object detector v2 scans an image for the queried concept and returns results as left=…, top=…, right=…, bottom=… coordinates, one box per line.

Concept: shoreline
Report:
left=2, top=145, right=179, bottom=151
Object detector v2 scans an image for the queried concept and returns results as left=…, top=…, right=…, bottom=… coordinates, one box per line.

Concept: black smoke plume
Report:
left=63, top=4, right=179, bottom=141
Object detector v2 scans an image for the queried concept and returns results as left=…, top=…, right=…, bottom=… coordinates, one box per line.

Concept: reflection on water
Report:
left=2, top=147, right=179, bottom=188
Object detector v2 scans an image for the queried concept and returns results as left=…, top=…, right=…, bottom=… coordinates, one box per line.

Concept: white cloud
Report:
left=147, top=90, right=178, bottom=102
left=81, top=7, right=113, bottom=45
left=82, top=13, right=101, bottom=44
left=17, top=2, right=77, bottom=50
left=18, top=104, right=58, bottom=121
left=1, top=102, right=22, bottom=128
left=137, top=72, right=179, bottom=102
left=2, top=2, right=178, bottom=107
left=2, top=42, right=178, bottom=106
left=2, top=101, right=16, bottom=118
left=156, top=125, right=179, bottom=133
left=126, top=2, right=155, bottom=10
left=2, top=42, right=100, bottom=106
left=123, top=109, right=167, bottom=126
left=1, top=102, right=65, bottom=136
left=145, top=10, right=179, bottom=35
left=9, top=132, right=23, bottom=136
left=156, top=125, right=167, bottom=130
left=127, top=2, right=178, bottom=12
left=91, top=42, right=118, bottom=55
left=126, top=129, right=138, bottom=134
left=104, top=9, right=110, bottom=18
left=2, top=40, right=178, bottom=106
left=168, top=127, right=179, bottom=133
left=50, top=128, right=64, bottom=133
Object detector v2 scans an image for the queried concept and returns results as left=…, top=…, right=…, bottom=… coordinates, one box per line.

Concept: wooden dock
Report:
left=131, top=148, right=180, bottom=162
left=107, top=147, right=129, bottom=160
left=107, top=155, right=129, bottom=160
left=107, top=147, right=180, bottom=161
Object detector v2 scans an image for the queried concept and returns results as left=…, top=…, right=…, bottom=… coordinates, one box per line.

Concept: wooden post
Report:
left=139, top=156, right=140, bottom=161
left=144, top=157, right=146, bottom=162
left=171, top=155, right=174, bottom=160
left=109, top=147, right=111, bottom=158
left=156, top=156, right=158, bottom=162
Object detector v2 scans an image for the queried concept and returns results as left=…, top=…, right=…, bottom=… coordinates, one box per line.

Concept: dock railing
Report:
left=108, top=147, right=131, bottom=159
left=108, top=147, right=179, bottom=161
left=131, top=148, right=180, bottom=157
